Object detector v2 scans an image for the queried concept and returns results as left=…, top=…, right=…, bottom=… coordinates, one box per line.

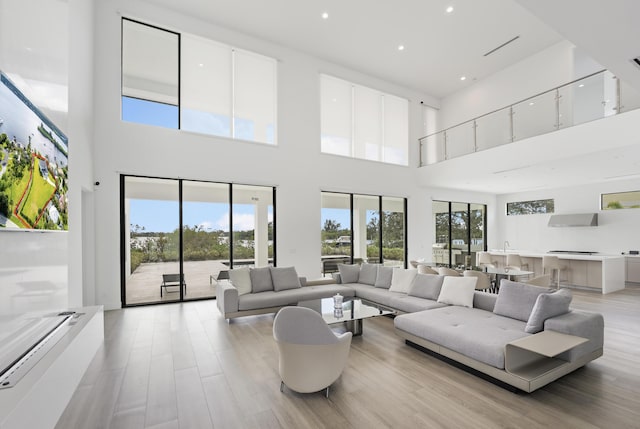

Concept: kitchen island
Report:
left=483, top=250, right=625, bottom=294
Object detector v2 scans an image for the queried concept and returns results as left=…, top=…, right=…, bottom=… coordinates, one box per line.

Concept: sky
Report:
left=130, top=200, right=272, bottom=233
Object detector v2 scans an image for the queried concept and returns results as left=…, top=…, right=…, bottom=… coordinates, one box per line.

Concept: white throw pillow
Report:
left=228, top=267, right=251, bottom=296
left=389, top=268, right=417, bottom=294
left=436, top=276, right=477, bottom=308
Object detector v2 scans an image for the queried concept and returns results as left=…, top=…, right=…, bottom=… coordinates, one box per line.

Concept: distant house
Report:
left=39, top=159, right=48, bottom=178
left=48, top=205, right=60, bottom=225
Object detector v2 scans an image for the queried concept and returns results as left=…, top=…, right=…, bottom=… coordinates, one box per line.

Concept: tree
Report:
left=323, top=219, right=341, bottom=232
left=0, top=194, right=8, bottom=217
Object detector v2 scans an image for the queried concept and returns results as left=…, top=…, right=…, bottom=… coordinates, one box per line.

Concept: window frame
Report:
left=121, top=17, right=278, bottom=145
left=506, top=199, right=555, bottom=216
left=601, top=190, right=640, bottom=210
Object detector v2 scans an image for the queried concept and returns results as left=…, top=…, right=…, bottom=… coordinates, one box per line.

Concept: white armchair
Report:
left=273, top=306, right=352, bottom=398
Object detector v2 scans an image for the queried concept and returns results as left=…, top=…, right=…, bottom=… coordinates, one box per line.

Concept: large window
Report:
left=122, top=175, right=275, bottom=306
left=321, top=192, right=407, bottom=276
left=122, top=18, right=277, bottom=145
left=433, top=201, right=486, bottom=269
left=320, top=75, right=409, bottom=166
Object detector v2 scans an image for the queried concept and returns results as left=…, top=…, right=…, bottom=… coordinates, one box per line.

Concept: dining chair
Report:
left=438, top=267, right=461, bottom=277
left=418, top=265, right=439, bottom=275
left=542, top=255, right=568, bottom=289
left=463, top=270, right=492, bottom=292
left=505, top=253, right=529, bottom=271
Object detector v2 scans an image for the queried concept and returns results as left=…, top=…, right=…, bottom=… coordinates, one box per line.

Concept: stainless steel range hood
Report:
left=548, top=213, right=598, bottom=227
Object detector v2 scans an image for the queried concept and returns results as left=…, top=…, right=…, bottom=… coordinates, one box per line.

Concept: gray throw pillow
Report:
left=270, top=266, right=301, bottom=292
left=228, top=267, right=251, bottom=296
left=525, top=288, right=573, bottom=333
left=250, top=267, right=273, bottom=293
left=493, top=280, right=551, bottom=322
left=359, top=264, right=378, bottom=285
left=374, top=266, right=394, bottom=288
left=407, top=274, right=444, bottom=300
left=338, top=264, right=360, bottom=284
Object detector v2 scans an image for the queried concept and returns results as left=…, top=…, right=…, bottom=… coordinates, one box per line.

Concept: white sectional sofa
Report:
left=217, top=263, right=604, bottom=392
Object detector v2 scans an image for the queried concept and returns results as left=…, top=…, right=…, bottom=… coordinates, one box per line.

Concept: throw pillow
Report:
left=408, top=274, right=445, bottom=300
left=389, top=269, right=417, bottom=294
left=525, top=288, right=573, bottom=333
left=228, top=268, right=251, bottom=296
left=358, top=263, right=378, bottom=286
left=250, top=267, right=273, bottom=293
left=270, top=266, right=302, bottom=292
left=436, top=276, right=477, bottom=308
left=338, top=264, right=360, bottom=284
left=374, top=266, right=394, bottom=288
left=493, top=280, right=551, bottom=322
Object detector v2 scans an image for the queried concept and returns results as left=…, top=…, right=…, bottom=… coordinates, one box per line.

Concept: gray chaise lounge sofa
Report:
left=332, top=263, right=604, bottom=392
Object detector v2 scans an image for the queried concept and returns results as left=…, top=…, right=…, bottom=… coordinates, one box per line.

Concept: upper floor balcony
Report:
left=417, top=71, right=640, bottom=194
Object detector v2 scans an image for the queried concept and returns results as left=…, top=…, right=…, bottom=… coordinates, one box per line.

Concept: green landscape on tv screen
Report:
left=0, top=72, right=68, bottom=231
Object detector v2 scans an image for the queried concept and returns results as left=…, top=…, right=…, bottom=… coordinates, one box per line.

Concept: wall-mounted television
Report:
left=0, top=72, right=68, bottom=231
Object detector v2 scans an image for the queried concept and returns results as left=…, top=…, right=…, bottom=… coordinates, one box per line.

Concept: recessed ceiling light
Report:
left=460, top=76, right=466, bottom=81
left=578, top=84, right=584, bottom=88
left=529, top=102, right=535, bottom=106
left=198, top=63, right=204, bottom=67
left=321, top=11, right=329, bottom=19
left=446, top=6, right=454, bottom=13
left=398, top=45, right=405, bottom=51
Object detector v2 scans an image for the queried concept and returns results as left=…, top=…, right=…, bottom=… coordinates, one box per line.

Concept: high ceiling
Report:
left=144, top=0, right=563, bottom=98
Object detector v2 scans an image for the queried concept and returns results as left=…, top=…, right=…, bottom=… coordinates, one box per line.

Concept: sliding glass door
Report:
left=432, top=200, right=486, bottom=269
left=121, top=176, right=275, bottom=306
left=320, top=191, right=407, bottom=276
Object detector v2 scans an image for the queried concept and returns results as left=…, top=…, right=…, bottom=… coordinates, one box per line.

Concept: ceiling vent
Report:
left=484, top=35, right=520, bottom=57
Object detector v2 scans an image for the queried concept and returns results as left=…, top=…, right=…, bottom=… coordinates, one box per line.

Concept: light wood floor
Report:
left=56, top=286, right=640, bottom=429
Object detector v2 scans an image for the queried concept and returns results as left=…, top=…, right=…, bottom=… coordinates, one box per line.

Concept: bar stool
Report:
left=505, top=254, right=529, bottom=271
left=543, top=255, right=568, bottom=289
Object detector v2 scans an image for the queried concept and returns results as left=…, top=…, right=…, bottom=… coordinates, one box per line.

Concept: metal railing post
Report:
left=419, top=138, right=424, bottom=167
left=509, top=106, right=515, bottom=142
left=473, top=120, right=478, bottom=153
left=555, top=88, right=561, bottom=129
left=616, top=77, right=622, bottom=113
left=443, top=131, right=448, bottom=161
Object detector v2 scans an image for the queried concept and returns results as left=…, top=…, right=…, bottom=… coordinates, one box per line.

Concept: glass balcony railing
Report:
left=419, top=70, right=640, bottom=166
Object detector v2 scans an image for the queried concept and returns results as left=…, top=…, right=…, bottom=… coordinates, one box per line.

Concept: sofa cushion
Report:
left=349, top=283, right=401, bottom=308
left=388, top=295, right=446, bottom=313
left=238, top=285, right=355, bottom=311
left=229, top=267, right=252, bottom=296
left=525, top=288, right=572, bottom=333
left=359, top=264, right=378, bottom=286
left=374, top=266, right=394, bottom=288
left=437, top=276, right=477, bottom=308
left=389, top=269, right=417, bottom=293
left=250, top=267, right=273, bottom=293
left=394, top=306, right=530, bottom=369
left=338, top=264, right=361, bottom=284
left=408, top=274, right=444, bottom=300
left=494, top=280, right=550, bottom=322
left=270, top=266, right=301, bottom=292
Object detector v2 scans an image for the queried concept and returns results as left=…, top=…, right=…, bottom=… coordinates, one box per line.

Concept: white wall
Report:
left=495, top=178, right=640, bottom=254
left=439, top=41, right=577, bottom=130
left=92, top=0, right=441, bottom=309
left=67, top=0, right=96, bottom=307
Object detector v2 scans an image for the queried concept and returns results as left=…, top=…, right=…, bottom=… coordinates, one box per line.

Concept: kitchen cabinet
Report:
left=626, top=257, right=640, bottom=283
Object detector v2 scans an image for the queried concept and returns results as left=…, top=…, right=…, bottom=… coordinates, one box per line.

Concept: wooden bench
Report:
left=161, top=273, right=186, bottom=297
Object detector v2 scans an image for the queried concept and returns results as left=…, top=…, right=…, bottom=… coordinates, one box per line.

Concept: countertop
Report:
left=486, top=250, right=625, bottom=261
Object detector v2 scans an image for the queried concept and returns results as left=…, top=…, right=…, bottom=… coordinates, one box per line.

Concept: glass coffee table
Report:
left=297, top=297, right=395, bottom=336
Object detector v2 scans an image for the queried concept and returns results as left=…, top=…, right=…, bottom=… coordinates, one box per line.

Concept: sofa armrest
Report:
left=299, top=276, right=307, bottom=287
left=216, top=282, right=239, bottom=319
left=332, top=273, right=343, bottom=284
left=544, top=310, right=604, bottom=362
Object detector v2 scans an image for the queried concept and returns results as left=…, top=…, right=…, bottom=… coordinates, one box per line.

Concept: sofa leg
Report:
left=325, top=386, right=329, bottom=398
left=280, top=381, right=284, bottom=393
